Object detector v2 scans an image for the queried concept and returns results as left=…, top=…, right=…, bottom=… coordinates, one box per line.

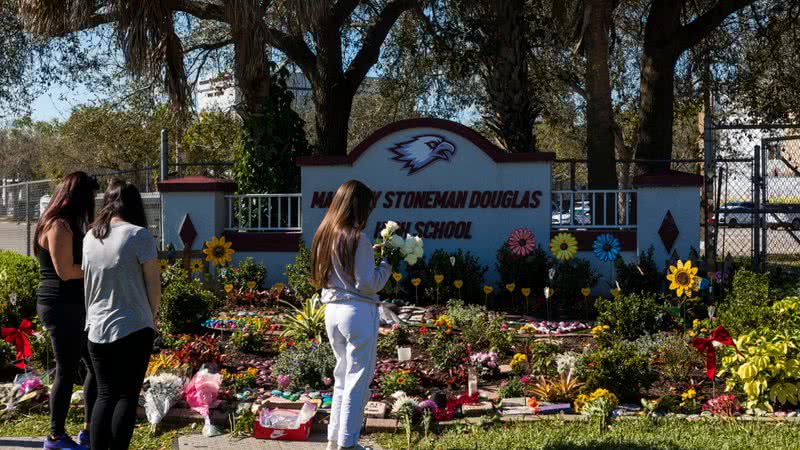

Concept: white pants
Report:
left=325, top=300, right=379, bottom=447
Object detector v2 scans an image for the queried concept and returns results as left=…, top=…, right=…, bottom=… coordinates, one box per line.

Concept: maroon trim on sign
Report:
left=158, top=176, right=237, bottom=193
left=560, top=230, right=637, bottom=252
left=223, top=231, right=301, bottom=252
left=295, top=118, right=556, bottom=166
left=632, top=170, right=703, bottom=188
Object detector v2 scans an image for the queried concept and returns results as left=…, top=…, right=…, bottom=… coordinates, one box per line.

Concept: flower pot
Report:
left=396, top=346, right=412, bottom=362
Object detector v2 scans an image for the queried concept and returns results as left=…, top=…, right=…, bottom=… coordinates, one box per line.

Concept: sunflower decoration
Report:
left=592, top=233, right=621, bottom=262
left=190, top=259, right=204, bottom=273
left=159, top=259, right=170, bottom=272
left=667, top=259, right=700, bottom=298
left=507, top=228, right=536, bottom=257
left=203, top=236, right=235, bottom=267
left=550, top=233, right=578, bottom=261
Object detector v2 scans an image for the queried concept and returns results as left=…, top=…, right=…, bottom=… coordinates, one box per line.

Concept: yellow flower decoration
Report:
left=483, top=285, right=494, bottom=295
left=581, top=287, right=591, bottom=297
left=434, top=274, right=444, bottom=284
left=506, top=283, right=516, bottom=293
left=246, top=281, right=256, bottom=290
left=159, top=259, right=170, bottom=272
left=392, top=272, right=402, bottom=282
left=521, top=288, right=531, bottom=298
left=189, top=259, right=203, bottom=273
left=550, top=232, right=578, bottom=260
left=202, top=235, right=234, bottom=267
left=272, top=282, right=285, bottom=292
left=453, top=280, right=463, bottom=289
left=666, top=259, right=699, bottom=297
left=411, top=278, right=421, bottom=287
left=224, top=284, right=234, bottom=293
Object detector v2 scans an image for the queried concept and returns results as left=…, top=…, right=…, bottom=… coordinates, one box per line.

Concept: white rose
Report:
left=413, top=236, right=424, bottom=247
left=380, top=228, right=391, bottom=240
left=385, top=221, right=399, bottom=234
left=404, top=255, right=418, bottom=265
left=390, top=234, right=405, bottom=249
left=414, top=247, right=424, bottom=258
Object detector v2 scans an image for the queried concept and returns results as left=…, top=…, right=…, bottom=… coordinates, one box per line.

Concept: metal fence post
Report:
left=160, top=129, right=169, bottom=181
left=752, top=145, right=760, bottom=270
left=703, top=114, right=714, bottom=263
left=25, top=182, right=31, bottom=256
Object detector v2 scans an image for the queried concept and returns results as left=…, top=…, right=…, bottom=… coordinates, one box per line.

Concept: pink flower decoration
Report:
left=323, top=377, right=333, bottom=386
left=507, top=228, right=536, bottom=257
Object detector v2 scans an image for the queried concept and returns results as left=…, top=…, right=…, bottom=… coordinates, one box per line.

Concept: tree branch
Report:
left=675, top=0, right=753, bottom=51
left=333, top=0, right=363, bottom=27
left=183, top=39, right=233, bottom=53
left=344, top=0, right=417, bottom=91
left=171, top=0, right=226, bottom=22
left=264, top=28, right=318, bottom=81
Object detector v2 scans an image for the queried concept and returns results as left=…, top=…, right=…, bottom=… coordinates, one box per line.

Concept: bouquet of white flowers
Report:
left=378, top=221, right=424, bottom=266
left=143, top=373, right=184, bottom=427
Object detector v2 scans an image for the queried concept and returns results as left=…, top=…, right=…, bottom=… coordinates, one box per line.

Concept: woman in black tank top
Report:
left=34, top=171, right=99, bottom=450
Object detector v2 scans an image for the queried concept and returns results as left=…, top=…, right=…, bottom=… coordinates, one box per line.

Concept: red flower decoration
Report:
left=507, top=228, right=536, bottom=257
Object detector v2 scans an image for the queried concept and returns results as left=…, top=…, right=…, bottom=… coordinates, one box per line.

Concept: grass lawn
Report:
left=0, top=409, right=195, bottom=450
left=375, top=418, right=800, bottom=450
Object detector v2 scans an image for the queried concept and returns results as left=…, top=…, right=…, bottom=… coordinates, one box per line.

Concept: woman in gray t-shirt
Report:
left=83, top=179, right=161, bottom=450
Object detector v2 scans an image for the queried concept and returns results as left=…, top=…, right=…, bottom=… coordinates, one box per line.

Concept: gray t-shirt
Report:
left=82, top=222, right=157, bottom=344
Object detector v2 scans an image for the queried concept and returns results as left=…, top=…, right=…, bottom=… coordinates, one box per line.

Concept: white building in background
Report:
left=195, top=72, right=314, bottom=114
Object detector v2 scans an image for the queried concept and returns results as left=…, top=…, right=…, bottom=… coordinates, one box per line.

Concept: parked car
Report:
left=551, top=201, right=591, bottom=226
left=716, top=201, right=783, bottom=228
left=769, top=204, right=800, bottom=230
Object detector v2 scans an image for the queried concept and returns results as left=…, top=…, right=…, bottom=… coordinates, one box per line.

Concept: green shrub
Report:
left=595, top=292, right=667, bottom=341
left=717, top=270, right=771, bottom=335
left=0, top=340, right=15, bottom=368
left=615, top=247, right=663, bottom=295
left=495, top=244, right=549, bottom=305
left=0, top=251, right=39, bottom=326
left=657, top=334, right=704, bottom=383
left=160, top=265, right=217, bottom=334
left=219, top=257, right=267, bottom=290
left=284, top=241, right=317, bottom=300
left=577, top=340, right=658, bottom=402
left=271, top=340, right=335, bottom=391
left=426, top=338, right=468, bottom=372
left=404, top=249, right=487, bottom=305
left=528, top=341, right=561, bottom=377
left=552, top=257, right=599, bottom=307
left=497, top=377, right=526, bottom=399
left=447, top=300, right=513, bottom=354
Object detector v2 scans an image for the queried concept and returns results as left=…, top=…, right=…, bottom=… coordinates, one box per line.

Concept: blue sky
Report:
left=29, top=83, right=96, bottom=122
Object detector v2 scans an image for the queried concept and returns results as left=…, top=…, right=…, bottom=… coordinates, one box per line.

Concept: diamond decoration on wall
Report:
left=179, top=214, right=197, bottom=249
left=658, top=210, right=679, bottom=252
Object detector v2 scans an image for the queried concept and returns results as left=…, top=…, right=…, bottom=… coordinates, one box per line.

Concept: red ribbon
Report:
left=1, top=319, right=34, bottom=369
left=691, top=326, right=740, bottom=380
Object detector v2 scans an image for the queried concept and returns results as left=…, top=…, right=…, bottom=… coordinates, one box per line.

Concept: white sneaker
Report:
left=326, top=441, right=337, bottom=450
left=339, top=445, right=373, bottom=450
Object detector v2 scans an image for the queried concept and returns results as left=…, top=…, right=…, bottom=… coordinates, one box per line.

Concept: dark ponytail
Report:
left=92, top=178, right=148, bottom=240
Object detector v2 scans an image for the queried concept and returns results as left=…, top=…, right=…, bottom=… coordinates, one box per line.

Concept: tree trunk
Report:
left=482, top=0, right=534, bottom=153
left=584, top=0, right=618, bottom=189
left=634, top=0, right=681, bottom=174
left=226, top=0, right=271, bottom=121
left=313, top=82, right=355, bottom=156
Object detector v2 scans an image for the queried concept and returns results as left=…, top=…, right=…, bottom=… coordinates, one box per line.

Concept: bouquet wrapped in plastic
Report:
left=143, top=373, right=184, bottom=428
left=184, top=368, right=223, bottom=436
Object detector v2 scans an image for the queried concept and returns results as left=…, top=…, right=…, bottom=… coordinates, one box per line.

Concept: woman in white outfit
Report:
left=311, top=180, right=392, bottom=450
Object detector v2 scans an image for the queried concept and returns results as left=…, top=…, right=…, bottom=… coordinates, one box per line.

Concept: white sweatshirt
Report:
left=320, top=232, right=392, bottom=305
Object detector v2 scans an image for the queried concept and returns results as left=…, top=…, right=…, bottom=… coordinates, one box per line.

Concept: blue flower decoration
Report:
left=698, top=278, right=710, bottom=290
left=593, top=233, right=621, bottom=262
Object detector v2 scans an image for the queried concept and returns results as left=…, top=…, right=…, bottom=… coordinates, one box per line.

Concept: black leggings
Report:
left=37, top=303, right=98, bottom=437
left=88, top=327, right=154, bottom=450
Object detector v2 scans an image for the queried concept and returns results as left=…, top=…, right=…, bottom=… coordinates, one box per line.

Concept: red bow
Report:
left=1, top=319, right=34, bottom=369
left=691, top=326, right=740, bottom=380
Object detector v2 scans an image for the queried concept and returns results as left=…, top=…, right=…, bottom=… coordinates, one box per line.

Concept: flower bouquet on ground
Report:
left=184, top=368, right=224, bottom=437
left=143, top=373, right=185, bottom=430
left=377, top=221, right=424, bottom=267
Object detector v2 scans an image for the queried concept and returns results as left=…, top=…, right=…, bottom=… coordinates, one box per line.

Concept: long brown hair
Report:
left=92, top=178, right=148, bottom=240
left=33, top=171, right=99, bottom=254
left=310, top=180, right=375, bottom=288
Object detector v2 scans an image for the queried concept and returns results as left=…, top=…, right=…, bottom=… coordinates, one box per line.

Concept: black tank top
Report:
left=37, top=223, right=84, bottom=305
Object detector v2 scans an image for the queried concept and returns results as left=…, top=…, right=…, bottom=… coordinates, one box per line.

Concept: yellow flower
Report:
left=411, top=278, right=421, bottom=287
left=521, top=288, right=531, bottom=298
left=190, top=259, right=204, bottom=273
left=512, top=353, right=528, bottom=362
left=392, top=272, right=402, bottom=282
left=610, top=288, right=621, bottom=299
left=506, top=283, right=516, bottom=293
left=224, top=284, right=234, bottom=293
left=296, top=314, right=304, bottom=321
left=203, top=236, right=235, bottom=266
left=453, top=280, right=463, bottom=289
left=483, top=285, right=493, bottom=295
left=272, top=282, right=285, bottom=292
left=574, top=394, right=590, bottom=412
left=159, top=259, right=170, bottom=272
left=693, top=319, right=700, bottom=328
left=689, top=330, right=696, bottom=337
left=666, top=260, right=699, bottom=297
left=550, top=232, right=578, bottom=260
left=682, top=388, right=697, bottom=400
left=246, top=281, right=256, bottom=289
left=396, top=377, right=406, bottom=385
left=591, top=325, right=610, bottom=335
left=581, top=287, right=591, bottom=297
left=434, top=274, right=444, bottom=284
